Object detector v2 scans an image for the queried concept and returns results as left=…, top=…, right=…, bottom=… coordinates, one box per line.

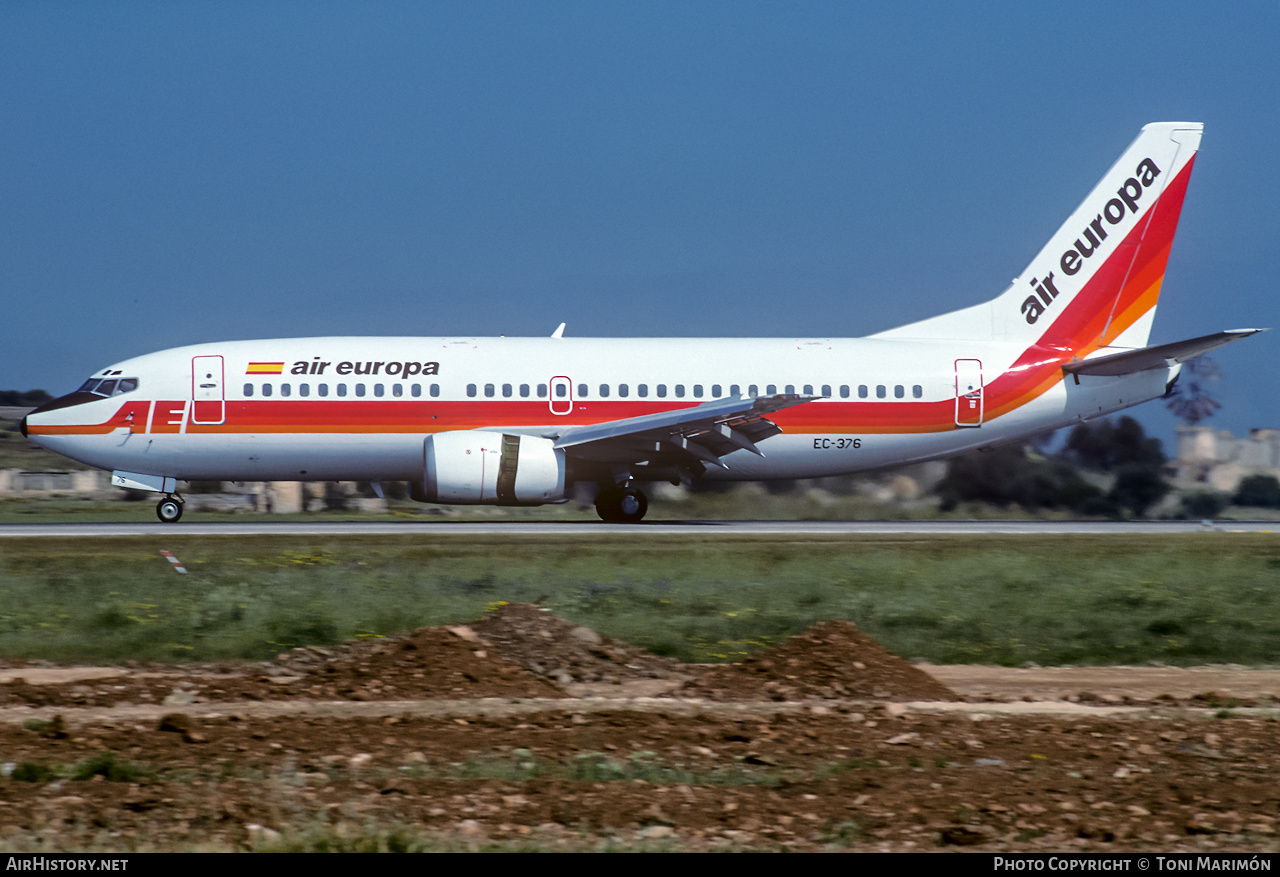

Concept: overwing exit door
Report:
left=548, top=376, right=573, bottom=416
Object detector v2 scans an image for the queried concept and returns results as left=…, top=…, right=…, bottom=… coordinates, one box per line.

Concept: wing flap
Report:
left=554, top=394, right=815, bottom=469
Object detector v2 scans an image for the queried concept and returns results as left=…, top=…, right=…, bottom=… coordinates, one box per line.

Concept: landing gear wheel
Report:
left=156, top=497, right=184, bottom=523
left=594, top=486, right=648, bottom=523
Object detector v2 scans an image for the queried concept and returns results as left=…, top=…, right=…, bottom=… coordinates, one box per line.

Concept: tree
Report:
left=936, top=443, right=1102, bottom=512
left=1234, top=475, right=1280, bottom=509
left=1063, top=416, right=1166, bottom=471
left=1165, top=356, right=1222, bottom=425
left=1108, top=464, right=1170, bottom=517
left=939, top=416, right=1173, bottom=517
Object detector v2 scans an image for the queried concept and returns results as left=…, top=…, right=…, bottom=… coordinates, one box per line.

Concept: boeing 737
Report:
left=21, top=122, right=1261, bottom=523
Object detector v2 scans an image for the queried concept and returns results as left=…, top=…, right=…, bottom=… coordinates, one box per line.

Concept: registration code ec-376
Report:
left=812, top=438, right=861, bottom=449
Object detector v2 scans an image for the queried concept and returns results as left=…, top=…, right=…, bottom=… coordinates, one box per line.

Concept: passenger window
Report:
left=537, top=384, right=547, bottom=398
left=374, top=384, right=384, bottom=397
left=894, top=385, right=904, bottom=399
left=484, top=384, right=495, bottom=397
left=281, top=383, right=291, bottom=397
left=730, top=384, right=740, bottom=396
left=858, top=385, right=868, bottom=398
left=467, top=384, right=477, bottom=397
left=913, top=385, right=923, bottom=398
left=657, top=384, right=667, bottom=398
left=785, top=384, right=795, bottom=394
left=711, top=384, right=721, bottom=397
left=430, top=384, right=440, bottom=397
left=638, top=384, right=648, bottom=398
left=694, top=384, right=704, bottom=398
left=618, top=384, right=629, bottom=397
left=300, top=384, right=310, bottom=397
left=392, top=384, right=402, bottom=397
left=748, top=384, right=758, bottom=396
left=674, top=384, right=684, bottom=398
left=519, top=384, right=530, bottom=397
left=319, top=383, right=329, bottom=397
left=244, top=384, right=253, bottom=397
left=502, top=383, right=512, bottom=397
left=262, top=384, right=272, bottom=397
left=803, top=384, right=814, bottom=395
left=555, top=383, right=567, bottom=398
left=578, top=384, right=588, bottom=398
left=876, top=385, right=886, bottom=399
left=337, top=384, right=347, bottom=397
left=410, top=384, right=420, bottom=397
left=840, top=385, right=850, bottom=398
left=766, top=384, right=776, bottom=395
left=356, top=384, right=366, bottom=397
left=821, top=384, right=831, bottom=396
left=599, top=384, right=609, bottom=398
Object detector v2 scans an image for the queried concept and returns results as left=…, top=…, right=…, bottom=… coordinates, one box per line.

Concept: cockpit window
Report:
left=77, top=377, right=139, bottom=397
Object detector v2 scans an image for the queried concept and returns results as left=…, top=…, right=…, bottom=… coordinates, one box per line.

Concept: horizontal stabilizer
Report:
left=1062, top=329, right=1265, bottom=377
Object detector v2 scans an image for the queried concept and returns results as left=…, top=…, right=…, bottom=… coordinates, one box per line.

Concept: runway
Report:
left=0, top=519, right=1275, bottom=537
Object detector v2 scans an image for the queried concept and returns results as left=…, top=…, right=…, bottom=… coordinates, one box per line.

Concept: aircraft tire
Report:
left=156, top=498, right=184, bottom=523
left=595, top=486, right=648, bottom=523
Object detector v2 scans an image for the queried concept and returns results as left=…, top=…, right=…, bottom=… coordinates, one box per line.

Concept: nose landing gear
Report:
left=156, top=495, right=185, bottom=523
left=594, top=485, right=648, bottom=523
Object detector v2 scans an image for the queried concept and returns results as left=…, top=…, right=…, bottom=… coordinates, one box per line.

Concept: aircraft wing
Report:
left=1062, top=329, right=1265, bottom=378
left=553, top=394, right=818, bottom=469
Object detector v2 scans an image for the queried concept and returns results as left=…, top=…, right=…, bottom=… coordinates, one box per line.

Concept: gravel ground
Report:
left=0, top=604, right=1276, bottom=852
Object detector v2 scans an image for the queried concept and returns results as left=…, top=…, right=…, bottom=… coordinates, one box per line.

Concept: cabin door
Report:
left=191, top=355, right=226, bottom=425
left=954, top=359, right=983, bottom=428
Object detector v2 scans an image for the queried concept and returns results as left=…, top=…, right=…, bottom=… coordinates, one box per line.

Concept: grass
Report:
left=0, top=533, right=1278, bottom=666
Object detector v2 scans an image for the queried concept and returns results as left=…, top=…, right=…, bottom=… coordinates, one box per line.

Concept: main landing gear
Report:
left=156, top=495, right=185, bottom=523
left=594, top=485, right=648, bottom=524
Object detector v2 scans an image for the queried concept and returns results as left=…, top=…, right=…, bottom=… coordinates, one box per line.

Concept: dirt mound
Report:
left=267, top=625, right=565, bottom=700
left=470, top=602, right=688, bottom=691
left=677, top=620, right=957, bottom=702
left=0, top=611, right=953, bottom=707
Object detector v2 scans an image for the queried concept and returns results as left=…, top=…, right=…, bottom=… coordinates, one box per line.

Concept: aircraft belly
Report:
left=47, top=433, right=426, bottom=482
left=171, top=434, right=425, bottom=481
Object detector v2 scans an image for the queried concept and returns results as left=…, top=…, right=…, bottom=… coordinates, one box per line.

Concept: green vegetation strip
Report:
left=0, top=534, right=1277, bottom=666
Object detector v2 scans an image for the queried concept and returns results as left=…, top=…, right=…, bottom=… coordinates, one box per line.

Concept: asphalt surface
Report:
left=0, top=519, right=1275, bottom=537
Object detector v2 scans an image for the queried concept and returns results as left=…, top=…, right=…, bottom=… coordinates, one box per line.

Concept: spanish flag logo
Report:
left=246, top=362, right=285, bottom=375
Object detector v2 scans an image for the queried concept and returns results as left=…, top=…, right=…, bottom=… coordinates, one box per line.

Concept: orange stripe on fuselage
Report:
left=28, top=397, right=964, bottom=437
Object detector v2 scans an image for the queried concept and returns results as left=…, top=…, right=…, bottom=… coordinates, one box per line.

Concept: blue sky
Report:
left=2, top=1, right=1276, bottom=450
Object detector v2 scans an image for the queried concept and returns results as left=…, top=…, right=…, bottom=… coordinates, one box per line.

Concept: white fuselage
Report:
left=26, top=335, right=1173, bottom=484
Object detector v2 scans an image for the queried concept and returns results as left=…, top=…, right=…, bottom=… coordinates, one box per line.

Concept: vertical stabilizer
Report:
left=874, top=122, right=1202, bottom=356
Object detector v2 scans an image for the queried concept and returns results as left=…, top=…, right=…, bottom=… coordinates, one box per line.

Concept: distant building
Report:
left=1172, top=426, right=1280, bottom=492
left=0, top=468, right=109, bottom=496
left=0, top=470, right=387, bottom=513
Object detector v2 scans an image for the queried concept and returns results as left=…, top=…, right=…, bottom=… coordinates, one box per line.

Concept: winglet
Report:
left=551, top=323, right=566, bottom=339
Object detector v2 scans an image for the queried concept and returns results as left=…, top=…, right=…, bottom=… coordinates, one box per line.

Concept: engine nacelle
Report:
left=412, top=431, right=566, bottom=505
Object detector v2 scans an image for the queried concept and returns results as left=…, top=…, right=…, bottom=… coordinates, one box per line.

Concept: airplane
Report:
left=21, top=122, right=1262, bottom=524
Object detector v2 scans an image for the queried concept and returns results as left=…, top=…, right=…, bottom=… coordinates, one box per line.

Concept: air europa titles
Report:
left=1020, top=156, right=1162, bottom=325
left=287, top=357, right=441, bottom=377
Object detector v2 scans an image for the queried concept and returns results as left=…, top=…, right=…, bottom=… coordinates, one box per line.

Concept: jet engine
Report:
left=411, top=431, right=566, bottom=505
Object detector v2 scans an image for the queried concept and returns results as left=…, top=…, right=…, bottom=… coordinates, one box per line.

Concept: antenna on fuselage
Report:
left=551, top=322, right=566, bottom=339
